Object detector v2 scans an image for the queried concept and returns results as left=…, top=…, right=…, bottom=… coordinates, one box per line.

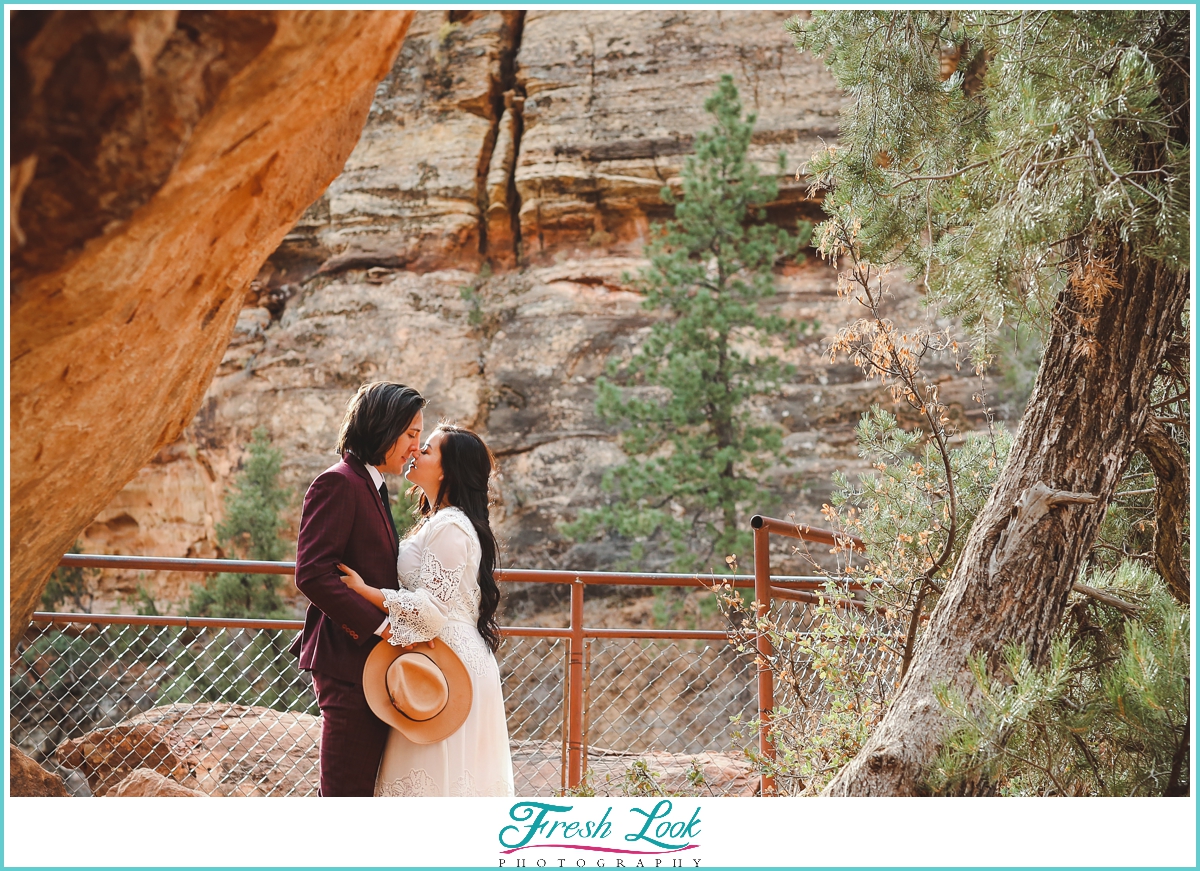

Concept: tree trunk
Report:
left=1136, top=415, right=1190, bottom=606
left=823, top=243, right=1189, bottom=796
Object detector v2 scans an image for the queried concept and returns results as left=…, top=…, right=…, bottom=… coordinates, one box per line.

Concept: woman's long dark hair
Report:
left=415, top=425, right=502, bottom=652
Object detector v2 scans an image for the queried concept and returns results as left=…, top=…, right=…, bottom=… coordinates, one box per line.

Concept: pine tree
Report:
left=566, top=75, right=811, bottom=571
left=930, top=562, right=1190, bottom=796
left=191, top=427, right=293, bottom=619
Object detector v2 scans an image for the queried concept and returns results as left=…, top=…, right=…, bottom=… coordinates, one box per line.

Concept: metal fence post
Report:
left=582, top=639, right=591, bottom=782
left=560, top=643, right=571, bottom=794
left=752, top=520, right=776, bottom=796
left=567, top=577, right=586, bottom=790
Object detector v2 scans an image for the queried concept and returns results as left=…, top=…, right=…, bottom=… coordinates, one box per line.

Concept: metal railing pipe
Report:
left=27, top=613, right=733, bottom=643
left=494, top=626, right=573, bottom=639
left=750, top=514, right=866, bottom=552
left=752, top=523, right=775, bottom=796
left=57, top=554, right=851, bottom=591
left=769, top=585, right=869, bottom=610
left=566, top=579, right=586, bottom=789
left=28, top=611, right=303, bottom=631
left=496, top=568, right=838, bottom=590
left=58, top=554, right=297, bottom=574
left=582, top=628, right=728, bottom=641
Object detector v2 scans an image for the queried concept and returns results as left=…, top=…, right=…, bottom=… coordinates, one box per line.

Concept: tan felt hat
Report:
left=363, top=638, right=472, bottom=744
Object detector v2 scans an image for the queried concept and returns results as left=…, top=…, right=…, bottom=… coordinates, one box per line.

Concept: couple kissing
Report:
left=288, top=381, right=514, bottom=797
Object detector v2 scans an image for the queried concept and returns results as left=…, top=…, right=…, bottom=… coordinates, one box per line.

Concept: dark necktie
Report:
left=379, top=481, right=399, bottom=543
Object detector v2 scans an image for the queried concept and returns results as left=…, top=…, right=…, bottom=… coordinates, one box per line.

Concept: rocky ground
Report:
left=40, top=699, right=753, bottom=797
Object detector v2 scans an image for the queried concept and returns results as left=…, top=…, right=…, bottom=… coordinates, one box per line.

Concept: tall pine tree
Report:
left=567, top=75, right=811, bottom=571
left=192, top=427, right=292, bottom=618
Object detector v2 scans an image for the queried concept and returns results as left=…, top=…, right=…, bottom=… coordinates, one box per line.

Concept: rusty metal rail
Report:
left=58, top=552, right=849, bottom=591
left=28, top=525, right=873, bottom=797
left=750, top=513, right=868, bottom=794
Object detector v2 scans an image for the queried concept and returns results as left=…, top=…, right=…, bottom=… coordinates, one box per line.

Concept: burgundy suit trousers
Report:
left=312, top=669, right=391, bottom=797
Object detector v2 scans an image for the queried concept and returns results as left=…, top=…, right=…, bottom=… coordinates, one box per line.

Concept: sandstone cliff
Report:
left=9, top=11, right=415, bottom=645
left=65, top=11, right=993, bottom=615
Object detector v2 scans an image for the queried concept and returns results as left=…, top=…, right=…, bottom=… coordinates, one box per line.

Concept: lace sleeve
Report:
left=383, top=516, right=472, bottom=646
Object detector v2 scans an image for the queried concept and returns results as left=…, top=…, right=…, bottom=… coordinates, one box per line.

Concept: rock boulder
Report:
left=111, top=768, right=208, bottom=797
left=125, top=703, right=321, bottom=797
left=54, top=703, right=320, bottom=797
left=9, top=743, right=70, bottom=797
left=55, top=722, right=185, bottom=797
left=9, top=10, right=415, bottom=649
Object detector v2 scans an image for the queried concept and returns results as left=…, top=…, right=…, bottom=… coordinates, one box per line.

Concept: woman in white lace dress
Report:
left=337, top=424, right=514, bottom=797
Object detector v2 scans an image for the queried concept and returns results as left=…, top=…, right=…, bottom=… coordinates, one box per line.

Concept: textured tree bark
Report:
left=1136, top=416, right=1190, bottom=606
left=823, top=245, right=1190, bottom=796
left=9, top=11, right=413, bottom=652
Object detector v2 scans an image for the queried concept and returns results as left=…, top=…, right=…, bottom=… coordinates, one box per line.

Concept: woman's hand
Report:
left=336, top=563, right=369, bottom=595
left=390, top=638, right=439, bottom=651
left=336, top=564, right=435, bottom=645
left=337, top=562, right=387, bottom=613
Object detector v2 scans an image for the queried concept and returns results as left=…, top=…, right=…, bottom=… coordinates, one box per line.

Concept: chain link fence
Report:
left=11, top=616, right=766, bottom=797
left=579, top=638, right=758, bottom=796
left=500, top=635, right=568, bottom=795
left=12, top=556, right=899, bottom=798
left=11, top=620, right=319, bottom=796
left=767, top=597, right=903, bottom=714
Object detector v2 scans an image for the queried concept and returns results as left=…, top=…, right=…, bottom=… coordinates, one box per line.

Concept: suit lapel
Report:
left=346, top=454, right=399, bottom=563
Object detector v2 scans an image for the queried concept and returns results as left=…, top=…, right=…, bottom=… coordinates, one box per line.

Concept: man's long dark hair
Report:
left=335, top=381, right=425, bottom=465
left=416, top=425, right=502, bottom=652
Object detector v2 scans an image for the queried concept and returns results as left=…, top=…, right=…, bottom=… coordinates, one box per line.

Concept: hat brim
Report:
left=363, top=637, right=473, bottom=745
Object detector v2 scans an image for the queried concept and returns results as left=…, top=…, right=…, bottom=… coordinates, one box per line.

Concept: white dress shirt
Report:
left=367, top=462, right=391, bottom=638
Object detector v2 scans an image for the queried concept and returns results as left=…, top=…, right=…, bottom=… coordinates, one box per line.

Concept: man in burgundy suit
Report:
left=290, top=380, right=426, bottom=796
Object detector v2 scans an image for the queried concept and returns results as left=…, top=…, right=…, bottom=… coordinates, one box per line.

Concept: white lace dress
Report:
left=374, top=507, right=515, bottom=797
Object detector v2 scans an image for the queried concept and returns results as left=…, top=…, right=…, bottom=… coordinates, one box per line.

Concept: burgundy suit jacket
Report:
left=289, top=453, right=399, bottom=684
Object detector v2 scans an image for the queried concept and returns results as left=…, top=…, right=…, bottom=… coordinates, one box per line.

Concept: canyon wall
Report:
left=63, top=10, right=992, bottom=615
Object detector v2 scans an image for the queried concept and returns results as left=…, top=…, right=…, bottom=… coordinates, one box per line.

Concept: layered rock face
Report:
left=69, top=10, right=991, bottom=615
left=9, top=10, right=415, bottom=645
left=513, top=10, right=839, bottom=256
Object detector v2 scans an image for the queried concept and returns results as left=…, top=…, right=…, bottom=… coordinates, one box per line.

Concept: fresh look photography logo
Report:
left=498, top=800, right=703, bottom=867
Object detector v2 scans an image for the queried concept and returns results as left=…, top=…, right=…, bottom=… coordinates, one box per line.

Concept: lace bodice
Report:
left=382, top=507, right=490, bottom=673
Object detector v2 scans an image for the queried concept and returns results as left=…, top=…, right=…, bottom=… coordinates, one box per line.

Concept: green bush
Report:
left=157, top=628, right=316, bottom=714
left=191, top=427, right=293, bottom=619
left=41, top=543, right=97, bottom=612
left=930, top=562, right=1189, bottom=796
